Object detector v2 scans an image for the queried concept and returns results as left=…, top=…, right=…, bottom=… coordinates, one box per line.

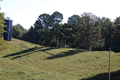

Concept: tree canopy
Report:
left=12, top=24, right=27, bottom=39
left=12, top=11, right=120, bottom=52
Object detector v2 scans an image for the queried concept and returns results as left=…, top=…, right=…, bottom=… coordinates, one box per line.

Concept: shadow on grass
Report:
left=40, top=47, right=58, bottom=55
left=2, top=47, right=43, bottom=59
left=46, top=50, right=82, bottom=60
left=81, top=70, right=120, bottom=80
left=2, top=47, right=59, bottom=60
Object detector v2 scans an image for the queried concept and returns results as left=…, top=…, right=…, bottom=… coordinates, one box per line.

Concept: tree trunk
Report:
left=87, top=25, right=90, bottom=50
left=56, top=26, right=58, bottom=48
left=56, top=35, right=58, bottom=48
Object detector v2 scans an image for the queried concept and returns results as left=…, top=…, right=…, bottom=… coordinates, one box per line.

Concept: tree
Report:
left=12, top=24, right=27, bottom=39
left=114, top=16, right=120, bottom=28
left=34, top=13, right=52, bottom=30
left=51, top=23, right=64, bottom=47
left=67, top=15, right=86, bottom=48
left=34, top=13, right=53, bottom=46
left=68, top=15, right=82, bottom=25
left=0, top=7, right=9, bottom=50
left=22, top=26, right=39, bottom=44
left=0, top=10, right=6, bottom=37
left=81, top=12, right=104, bottom=50
left=114, top=17, right=120, bottom=47
left=101, top=18, right=117, bottom=50
left=51, top=11, right=63, bottom=47
left=111, top=17, right=120, bottom=51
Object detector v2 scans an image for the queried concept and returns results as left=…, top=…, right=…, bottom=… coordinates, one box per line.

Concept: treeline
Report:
left=12, top=11, right=120, bottom=52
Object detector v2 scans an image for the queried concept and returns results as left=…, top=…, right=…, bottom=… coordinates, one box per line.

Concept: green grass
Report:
left=0, top=38, right=120, bottom=80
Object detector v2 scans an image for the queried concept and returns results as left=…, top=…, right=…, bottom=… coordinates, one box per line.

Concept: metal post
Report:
left=109, top=47, right=111, bottom=80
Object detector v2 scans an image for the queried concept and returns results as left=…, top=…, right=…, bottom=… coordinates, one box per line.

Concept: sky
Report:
left=0, top=0, right=120, bottom=30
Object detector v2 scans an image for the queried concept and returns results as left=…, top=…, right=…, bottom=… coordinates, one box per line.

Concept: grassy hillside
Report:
left=0, top=38, right=120, bottom=80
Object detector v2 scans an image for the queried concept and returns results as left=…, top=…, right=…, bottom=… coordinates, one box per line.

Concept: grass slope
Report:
left=0, top=38, right=120, bottom=80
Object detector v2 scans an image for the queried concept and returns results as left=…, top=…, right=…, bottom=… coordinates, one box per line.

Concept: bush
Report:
left=0, top=39, right=9, bottom=50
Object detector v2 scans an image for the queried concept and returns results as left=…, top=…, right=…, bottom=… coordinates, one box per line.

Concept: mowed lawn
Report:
left=0, top=38, right=120, bottom=80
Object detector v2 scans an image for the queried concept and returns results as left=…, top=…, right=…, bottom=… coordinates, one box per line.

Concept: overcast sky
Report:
left=1, top=0, right=120, bottom=29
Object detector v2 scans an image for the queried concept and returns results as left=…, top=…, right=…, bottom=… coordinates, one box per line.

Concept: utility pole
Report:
left=109, top=47, right=111, bottom=80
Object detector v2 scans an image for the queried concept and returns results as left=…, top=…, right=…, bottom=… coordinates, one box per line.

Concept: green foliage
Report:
left=0, top=8, right=9, bottom=50
left=101, top=18, right=117, bottom=50
left=34, top=13, right=52, bottom=30
left=112, top=17, right=120, bottom=52
left=52, top=11, right=63, bottom=24
left=12, top=24, right=27, bottom=39
left=0, top=12, right=6, bottom=34
left=21, top=26, right=37, bottom=43
left=34, top=11, right=63, bottom=47
left=51, top=11, right=63, bottom=47
left=0, top=39, right=9, bottom=50
left=81, top=12, right=104, bottom=50
left=18, top=11, right=120, bottom=51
